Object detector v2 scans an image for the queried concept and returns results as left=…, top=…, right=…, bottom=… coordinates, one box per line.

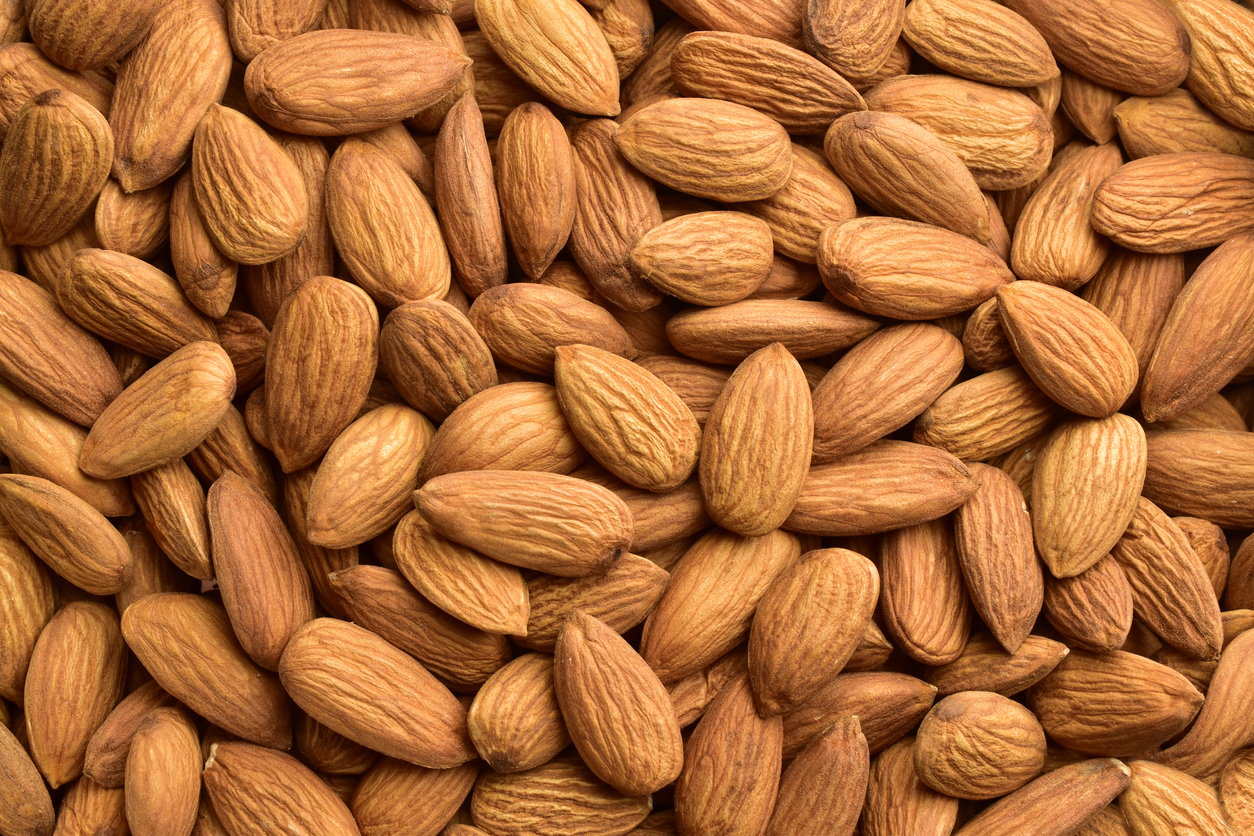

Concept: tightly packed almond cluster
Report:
left=2, top=0, right=1254, bottom=835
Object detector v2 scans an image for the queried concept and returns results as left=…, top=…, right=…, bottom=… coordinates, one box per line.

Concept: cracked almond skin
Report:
left=1031, top=415, right=1147, bottom=578
left=110, top=0, right=232, bottom=192
left=616, top=97, right=793, bottom=202
left=24, top=602, right=125, bottom=789
left=1121, top=761, right=1235, bottom=836
left=27, top=0, right=159, bottom=69
left=1043, top=555, right=1135, bottom=652
left=902, top=0, right=1057, bottom=87
left=125, top=707, right=199, bottom=836
left=676, top=674, right=783, bottom=836
left=926, top=633, right=1068, bottom=697
left=476, top=0, right=619, bottom=116
left=121, top=593, right=292, bottom=749
left=1170, top=0, right=1254, bottom=132
left=782, top=672, right=938, bottom=759
left=0, top=721, right=53, bottom=836
left=555, top=611, right=683, bottom=796
left=628, top=211, right=773, bottom=306
left=0, top=522, right=53, bottom=704
left=749, top=548, right=879, bottom=717
left=863, top=736, right=958, bottom=836
left=415, top=470, right=632, bottom=577
left=380, top=300, right=497, bottom=422
left=497, top=102, right=576, bottom=279
left=79, top=341, right=235, bottom=480
left=556, top=344, right=701, bottom=492
left=951, top=758, right=1130, bottom=836
left=671, top=31, right=864, bottom=135
left=1026, top=649, right=1203, bottom=757
left=880, top=518, right=973, bottom=666
left=913, top=691, right=1045, bottom=800
left=467, top=653, right=570, bottom=773
left=825, top=111, right=990, bottom=244
left=245, top=29, right=470, bottom=135
left=0, top=474, right=132, bottom=595
left=352, top=758, right=478, bottom=836
left=0, top=89, right=112, bottom=247
left=279, top=618, right=475, bottom=768
left=818, top=217, right=1013, bottom=320
left=765, top=716, right=868, bottom=836
left=204, top=742, right=359, bottom=836
left=700, top=343, right=812, bottom=537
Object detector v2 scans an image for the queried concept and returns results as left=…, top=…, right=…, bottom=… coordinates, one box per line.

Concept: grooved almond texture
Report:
left=902, top=0, right=1057, bottom=87
left=1171, top=0, right=1254, bottom=132
left=0, top=721, right=53, bottom=836
left=471, top=756, right=650, bottom=836
left=805, top=0, right=904, bottom=78
left=1043, top=555, right=1134, bottom=652
left=352, top=758, right=478, bottom=836
left=0, top=522, right=53, bottom=704
left=131, top=459, right=213, bottom=581
left=124, top=707, right=200, bottom=836
left=379, top=300, right=497, bottom=422
left=880, top=518, right=973, bottom=666
left=82, top=679, right=177, bottom=788
left=467, top=653, right=570, bottom=773
left=227, top=0, right=326, bottom=61
left=497, top=102, right=576, bottom=279
left=628, top=211, right=773, bottom=306
left=951, top=758, right=1131, bottom=836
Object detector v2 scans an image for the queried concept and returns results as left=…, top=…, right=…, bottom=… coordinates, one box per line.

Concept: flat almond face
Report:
left=244, top=30, right=471, bottom=135
left=471, top=756, right=651, bottom=836
left=700, top=342, right=813, bottom=537
left=475, top=0, right=620, bottom=117
left=467, top=653, right=570, bottom=773
left=616, top=97, right=793, bottom=202
left=556, top=344, right=702, bottom=493
left=80, top=341, right=236, bottom=480
left=0, top=89, right=112, bottom=247
left=628, top=211, right=774, bottom=306
left=554, top=611, right=683, bottom=796
left=818, top=217, right=1013, bottom=320
left=278, top=618, right=476, bottom=768
left=496, top=102, right=576, bottom=280
left=902, top=0, right=1058, bottom=87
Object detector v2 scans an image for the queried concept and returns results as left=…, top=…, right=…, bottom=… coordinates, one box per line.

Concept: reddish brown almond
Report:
left=82, top=679, right=177, bottom=788
left=927, top=634, right=1069, bottom=698
left=245, top=30, right=470, bottom=135
left=1043, top=555, right=1135, bottom=652
left=880, top=518, right=973, bottom=666
left=0, top=474, right=132, bottom=595
left=952, top=758, right=1131, bottom=836
left=379, top=300, right=497, bottom=422
left=497, top=102, right=576, bottom=279
left=1172, top=0, right=1254, bottom=132
left=467, top=653, right=570, bottom=773
left=782, top=672, right=938, bottom=759
left=279, top=618, right=475, bottom=768
left=863, top=736, right=959, bottom=836
left=749, top=548, right=880, bottom=717
left=471, top=756, right=650, bottom=836
left=1032, top=415, right=1147, bottom=578
left=24, top=602, right=125, bottom=789
left=700, top=343, right=813, bottom=537
left=121, top=593, right=291, bottom=749
left=80, top=342, right=235, bottom=480
left=352, top=758, right=478, bottom=836
left=125, top=707, right=200, bottom=836
left=0, top=721, right=53, bottom=836
left=94, top=178, right=172, bottom=260
left=666, top=299, right=879, bottom=365
left=0, top=522, right=54, bottom=704
left=902, top=0, right=1058, bottom=87
left=764, top=716, right=868, bottom=836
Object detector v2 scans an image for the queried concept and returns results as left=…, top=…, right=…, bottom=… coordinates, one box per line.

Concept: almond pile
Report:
left=2, top=0, right=1254, bottom=835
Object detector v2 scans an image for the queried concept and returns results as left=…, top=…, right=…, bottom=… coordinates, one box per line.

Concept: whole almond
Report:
left=294, top=711, right=377, bottom=777
left=120, top=593, right=293, bottom=749
left=615, top=97, right=793, bottom=202
left=496, top=102, right=576, bottom=279
left=1043, top=555, right=1135, bottom=652
left=0, top=89, right=112, bottom=247
left=913, top=366, right=1061, bottom=463
left=26, top=0, right=158, bottom=69
left=666, top=299, right=879, bottom=365
left=0, top=721, right=53, bottom=836
left=764, top=716, right=868, bottom=836
left=352, top=758, right=479, bottom=836
left=628, top=211, right=773, bottom=306
left=82, top=680, right=177, bottom=788
left=913, top=691, right=1045, bottom=800
left=1121, top=761, right=1236, bottom=836
left=1114, top=88, right=1254, bottom=159
left=124, top=707, right=199, bottom=836
left=654, top=0, right=801, bottom=48
left=1060, top=71, right=1123, bottom=144
left=379, top=300, right=497, bottom=422
left=94, top=178, right=172, bottom=259
left=782, top=671, right=938, bottom=758
left=227, top=0, right=325, bottom=61
left=952, top=758, right=1130, bottom=836
left=901, top=0, right=1058, bottom=87
left=467, top=653, right=570, bottom=773
left=805, top=0, right=904, bottom=78
left=863, top=736, right=959, bottom=836
left=1171, top=0, right=1254, bottom=132
left=927, top=633, right=1069, bottom=698
left=880, top=518, right=973, bottom=666
left=0, top=522, right=53, bottom=703
left=131, top=459, right=213, bottom=580
left=244, top=30, right=470, bottom=135
left=471, top=756, right=650, bottom=836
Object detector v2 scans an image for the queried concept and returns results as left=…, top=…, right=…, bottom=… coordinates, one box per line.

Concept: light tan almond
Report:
left=666, top=299, right=878, bottom=365
left=1121, top=761, right=1236, bottom=836
left=187, top=404, right=277, bottom=506
left=1171, top=0, right=1254, bottom=132
left=352, top=758, right=478, bottom=836
left=764, top=716, right=868, bottom=836
left=655, top=0, right=802, bottom=48
left=628, top=211, right=773, bottom=306
left=1060, top=70, right=1123, bottom=145
left=167, top=170, right=237, bottom=320
left=379, top=300, right=497, bottom=422
left=1143, top=430, right=1254, bottom=528
left=124, top=707, right=200, bottom=836
left=0, top=43, right=113, bottom=143
left=471, top=756, right=650, bottom=836
left=805, top=0, right=904, bottom=78
left=294, top=711, right=377, bottom=777
left=496, top=102, right=576, bottom=279
left=467, top=653, right=570, bottom=773
left=902, top=0, right=1057, bottom=87
left=94, top=178, right=172, bottom=259
left=0, top=522, right=54, bottom=705
left=1115, top=88, right=1254, bottom=160
left=227, top=0, right=325, bottom=61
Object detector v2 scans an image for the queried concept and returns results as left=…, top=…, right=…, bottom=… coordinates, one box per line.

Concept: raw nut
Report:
left=748, top=548, right=880, bottom=716
left=555, top=343, right=701, bottom=492
left=913, top=691, right=1046, bottom=800
left=1120, top=761, right=1236, bottom=836
left=1061, top=71, right=1123, bottom=144
left=279, top=618, right=476, bottom=768
left=615, top=97, right=793, bottom=202
left=1143, top=429, right=1254, bottom=528
left=82, top=679, right=177, bottom=788
left=1031, top=414, right=1147, bottom=578
left=265, top=275, right=379, bottom=473
left=880, top=518, right=973, bottom=666
left=0, top=89, right=112, bottom=247
left=824, top=111, right=991, bottom=244
left=926, top=634, right=1069, bottom=698
left=764, top=716, right=868, bottom=836
left=782, top=671, right=938, bottom=759
left=1000, top=0, right=1189, bottom=96
left=675, top=674, right=783, bottom=836
left=26, top=0, right=160, bottom=69
left=120, top=592, right=293, bottom=750
left=913, top=366, right=1061, bottom=463
left=188, top=405, right=278, bottom=505
left=244, top=29, right=471, bottom=135
left=351, top=758, right=479, bottom=836
left=470, top=756, right=650, bottom=836
left=0, top=474, right=132, bottom=595
left=216, top=311, right=269, bottom=392
left=1170, top=0, right=1254, bottom=132
left=862, top=736, right=959, bottom=836
left=0, top=522, right=54, bottom=703
left=1114, top=88, right=1254, bottom=159
left=1026, top=649, right=1204, bottom=757
left=496, top=101, right=576, bottom=279
left=818, top=217, right=1013, bottom=320
left=590, top=0, right=652, bottom=79
left=627, top=211, right=773, bottom=306
left=574, top=464, right=710, bottom=553
left=293, top=712, right=377, bottom=776
left=109, top=0, right=233, bottom=192
left=950, top=758, right=1131, bottom=836
left=636, top=355, right=731, bottom=427
left=131, top=459, right=213, bottom=582
left=0, top=44, right=114, bottom=144
left=1221, top=750, right=1254, bottom=834
left=1042, top=556, right=1135, bottom=653
left=652, top=0, right=802, bottom=49
left=203, top=741, right=359, bottom=836
left=671, top=31, right=865, bottom=135
left=467, top=653, right=570, bottom=773
left=0, top=721, right=54, bottom=836
left=665, top=298, right=879, bottom=365
left=963, top=298, right=1015, bottom=373
left=227, top=0, right=326, bottom=61
left=124, top=707, right=200, bottom=836
left=23, top=601, right=126, bottom=789
left=94, top=178, right=173, bottom=259
left=700, top=342, right=813, bottom=537
left=474, top=0, right=620, bottom=117
left=554, top=611, right=683, bottom=796
left=805, top=0, right=904, bottom=78
left=901, top=0, right=1058, bottom=87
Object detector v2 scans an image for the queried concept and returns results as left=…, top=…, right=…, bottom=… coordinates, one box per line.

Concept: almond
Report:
left=26, top=0, right=157, bottom=69
left=667, top=649, right=748, bottom=730
left=782, top=671, right=937, bottom=759
left=1142, top=429, right=1254, bottom=528
left=951, top=758, right=1130, bottom=836
left=467, top=653, right=570, bottom=773
left=131, top=459, right=213, bottom=580
left=124, top=707, right=200, bottom=836
left=805, top=0, right=903, bottom=78
left=627, top=211, right=773, bottom=306
left=668, top=298, right=878, bottom=365
left=913, top=691, right=1045, bottom=800
left=294, top=711, right=377, bottom=776
left=120, top=593, right=292, bottom=749
left=187, top=404, right=277, bottom=505
left=244, top=30, right=470, bottom=135
left=352, top=758, right=478, bottom=836
left=764, top=716, right=867, bottom=836
left=1170, top=0, right=1254, bottom=132
left=496, top=102, right=576, bottom=279
left=0, top=44, right=113, bottom=143
left=901, top=0, right=1058, bottom=87
left=635, top=355, right=730, bottom=427
left=1061, top=71, right=1123, bottom=144
left=927, top=633, right=1069, bottom=698
left=1221, top=749, right=1254, bottom=834
left=1121, top=761, right=1236, bottom=836
left=95, top=178, right=172, bottom=259
left=573, top=464, right=710, bottom=553
left=1043, top=555, right=1135, bottom=652
left=863, top=736, right=959, bottom=836
left=227, top=0, right=325, bottom=61
left=215, top=311, right=269, bottom=392
left=82, top=679, right=177, bottom=788
left=880, top=517, right=973, bottom=666
left=913, top=365, right=1061, bottom=462
left=379, top=300, right=497, bottom=422
left=1114, top=88, right=1254, bottom=159
left=615, top=97, right=793, bottom=201
left=963, top=299, right=1014, bottom=372
left=0, top=721, right=53, bottom=836
left=0, top=522, right=53, bottom=704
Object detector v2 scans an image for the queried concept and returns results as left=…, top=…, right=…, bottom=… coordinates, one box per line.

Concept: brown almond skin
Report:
left=951, top=758, right=1131, bottom=836
left=880, top=517, right=973, bottom=666
left=27, top=0, right=159, bottom=69
left=1027, top=649, right=1203, bottom=757
left=666, top=299, right=880, bottom=365
left=0, top=721, right=53, bottom=836
left=110, top=0, right=233, bottom=192
left=227, top=0, right=325, bottom=61
left=783, top=672, right=937, bottom=759
left=471, top=756, right=651, bottom=836
left=0, top=43, right=112, bottom=142
left=806, top=0, right=903, bottom=79
left=825, top=111, right=990, bottom=244
left=278, top=618, right=476, bottom=768
left=1223, top=750, right=1254, bottom=834
left=82, top=679, right=177, bottom=788
left=0, top=522, right=54, bottom=703
left=496, top=101, right=576, bottom=279
left=58, top=780, right=127, bottom=836
left=1123, top=760, right=1233, bottom=835
left=1060, top=71, right=1123, bottom=145
left=380, top=299, right=497, bottom=422
left=0, top=89, right=113, bottom=247
left=902, top=0, right=1057, bottom=87
left=294, top=711, right=377, bottom=776
left=1114, top=88, right=1254, bottom=160
left=0, top=269, right=122, bottom=427
left=636, top=354, right=731, bottom=427
left=216, top=311, right=269, bottom=393
left=676, top=674, right=783, bottom=836
left=352, top=758, right=477, bottom=836
left=467, top=653, right=570, bottom=773
left=266, top=276, right=379, bottom=473
left=555, top=611, right=684, bottom=796
left=1167, top=0, right=1254, bottom=132
left=1043, top=555, right=1135, bottom=652
left=1143, top=430, right=1254, bottom=528
left=863, top=736, right=959, bottom=836
left=188, top=405, right=277, bottom=506
left=204, top=742, right=359, bottom=836
left=80, top=342, right=236, bottom=480
left=244, top=29, right=470, bottom=135
left=208, top=471, right=315, bottom=671
left=616, top=97, right=793, bottom=202
left=927, top=633, right=1069, bottom=698
left=700, top=343, right=812, bottom=537
left=628, top=211, right=774, bottom=306
left=764, top=716, right=868, bottom=836
left=668, top=649, right=748, bottom=730
left=120, top=593, right=293, bottom=750
left=125, top=707, right=199, bottom=836
left=574, top=464, right=710, bottom=553
left=0, top=474, right=132, bottom=595
left=95, top=178, right=172, bottom=259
